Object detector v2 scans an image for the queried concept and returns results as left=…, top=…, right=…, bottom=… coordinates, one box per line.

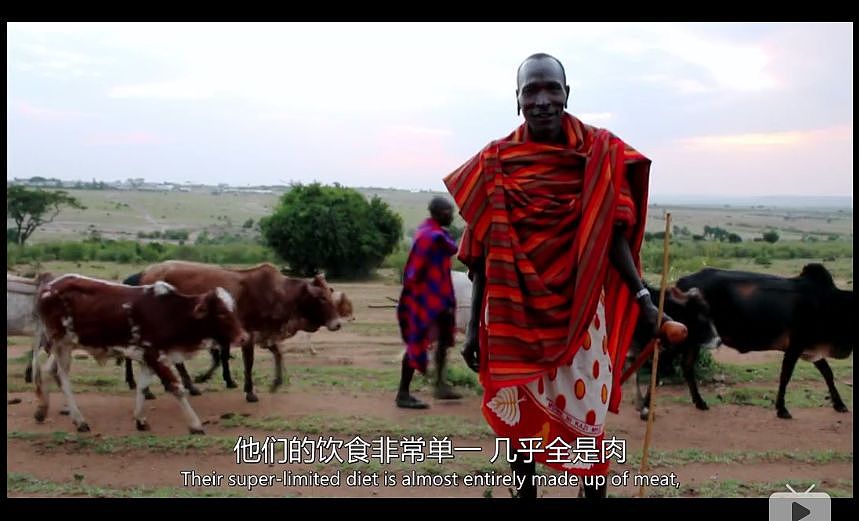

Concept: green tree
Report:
left=762, top=230, right=780, bottom=244
left=260, top=183, right=403, bottom=278
left=6, top=186, right=85, bottom=245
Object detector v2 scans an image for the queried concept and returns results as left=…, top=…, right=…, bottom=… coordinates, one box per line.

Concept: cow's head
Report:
left=332, top=291, right=355, bottom=322
left=666, top=286, right=720, bottom=349
left=193, top=287, right=250, bottom=346
left=798, top=262, right=837, bottom=289
left=310, top=274, right=354, bottom=324
left=295, top=275, right=342, bottom=332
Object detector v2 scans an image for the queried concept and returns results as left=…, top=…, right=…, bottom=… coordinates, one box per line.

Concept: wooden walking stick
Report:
left=638, top=212, right=672, bottom=498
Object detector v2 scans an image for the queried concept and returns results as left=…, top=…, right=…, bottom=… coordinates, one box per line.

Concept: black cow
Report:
left=630, top=282, right=720, bottom=420
left=669, top=263, right=854, bottom=419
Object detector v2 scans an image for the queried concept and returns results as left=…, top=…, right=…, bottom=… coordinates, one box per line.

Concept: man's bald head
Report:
left=429, top=196, right=454, bottom=227
left=516, top=53, right=570, bottom=143
left=517, top=53, right=566, bottom=88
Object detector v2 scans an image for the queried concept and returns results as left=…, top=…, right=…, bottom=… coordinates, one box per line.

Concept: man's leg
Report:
left=434, top=310, right=462, bottom=400
left=396, top=352, right=429, bottom=409
left=510, top=451, right=537, bottom=499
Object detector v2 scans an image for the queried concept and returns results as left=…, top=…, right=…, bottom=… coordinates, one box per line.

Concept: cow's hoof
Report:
left=193, top=375, right=209, bottom=384
left=246, top=392, right=259, bottom=403
left=34, top=407, right=48, bottom=423
left=695, top=402, right=710, bottom=411
left=834, top=403, right=849, bottom=413
left=639, top=407, right=650, bottom=421
left=777, top=409, right=792, bottom=419
left=189, top=427, right=205, bottom=435
left=188, top=386, right=203, bottom=397
left=269, top=381, right=283, bottom=393
left=143, top=389, right=157, bottom=400
left=225, top=381, right=238, bottom=389
left=136, top=420, right=150, bottom=431
left=76, top=422, right=91, bottom=433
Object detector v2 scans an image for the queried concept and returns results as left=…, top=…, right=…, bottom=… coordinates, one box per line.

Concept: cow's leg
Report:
left=24, top=349, right=34, bottom=383
left=34, top=353, right=62, bottom=423
left=194, top=344, right=220, bottom=384
left=130, top=358, right=157, bottom=400
left=634, top=369, right=646, bottom=412
left=125, top=358, right=136, bottom=389
left=54, top=345, right=89, bottom=432
left=683, top=345, right=708, bottom=410
left=147, top=352, right=204, bottom=435
left=509, top=451, right=536, bottom=499
left=175, top=363, right=202, bottom=396
left=266, top=343, right=285, bottom=393
left=220, top=341, right=237, bottom=389
left=33, top=349, right=49, bottom=423
left=41, top=356, right=70, bottom=416
left=242, top=339, right=258, bottom=403
left=776, top=348, right=801, bottom=419
left=55, top=359, right=70, bottom=416
left=814, top=359, right=849, bottom=413
left=26, top=329, right=47, bottom=383
left=640, top=384, right=652, bottom=421
left=133, top=363, right=156, bottom=431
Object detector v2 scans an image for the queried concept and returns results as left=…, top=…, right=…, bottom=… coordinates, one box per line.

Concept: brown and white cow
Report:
left=292, top=291, right=355, bottom=355
left=123, top=261, right=345, bottom=402
left=34, top=274, right=248, bottom=434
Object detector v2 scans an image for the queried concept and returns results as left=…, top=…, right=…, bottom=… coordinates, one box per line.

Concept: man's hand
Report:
left=461, top=334, right=480, bottom=373
left=638, top=296, right=676, bottom=342
left=638, top=298, right=661, bottom=338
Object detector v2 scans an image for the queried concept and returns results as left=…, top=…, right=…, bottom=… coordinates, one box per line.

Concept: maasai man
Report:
left=395, top=196, right=463, bottom=409
left=443, top=53, right=661, bottom=498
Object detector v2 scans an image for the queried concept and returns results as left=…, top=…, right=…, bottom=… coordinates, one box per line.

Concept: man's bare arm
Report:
left=461, top=257, right=485, bottom=372
left=609, top=224, right=662, bottom=335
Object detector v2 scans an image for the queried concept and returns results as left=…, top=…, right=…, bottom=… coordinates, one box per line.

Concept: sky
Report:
left=6, top=22, right=854, bottom=198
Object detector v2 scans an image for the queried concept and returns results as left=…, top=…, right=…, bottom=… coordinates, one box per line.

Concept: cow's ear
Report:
left=192, top=295, right=209, bottom=319
left=669, top=286, right=688, bottom=304
left=297, top=281, right=312, bottom=300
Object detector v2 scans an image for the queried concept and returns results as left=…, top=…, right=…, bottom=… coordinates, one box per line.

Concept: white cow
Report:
left=8, top=273, right=55, bottom=384
left=451, top=270, right=473, bottom=337
left=7, top=273, right=42, bottom=336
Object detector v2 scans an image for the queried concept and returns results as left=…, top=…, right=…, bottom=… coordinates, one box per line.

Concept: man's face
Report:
left=517, top=58, right=570, bottom=141
left=435, top=208, right=454, bottom=227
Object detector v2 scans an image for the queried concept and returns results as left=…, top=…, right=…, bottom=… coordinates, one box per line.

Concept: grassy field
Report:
left=6, top=187, right=854, bottom=289
left=5, top=186, right=854, bottom=498
left=10, top=187, right=853, bottom=244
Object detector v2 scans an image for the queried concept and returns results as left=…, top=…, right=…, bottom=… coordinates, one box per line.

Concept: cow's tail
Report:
left=123, top=272, right=143, bottom=286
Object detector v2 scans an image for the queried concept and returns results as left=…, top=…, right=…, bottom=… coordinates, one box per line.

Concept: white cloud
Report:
left=577, top=112, right=614, bottom=124
left=108, top=79, right=217, bottom=100
left=677, top=125, right=852, bottom=151
left=12, top=42, right=111, bottom=79
left=612, top=24, right=779, bottom=93
left=14, top=101, right=98, bottom=119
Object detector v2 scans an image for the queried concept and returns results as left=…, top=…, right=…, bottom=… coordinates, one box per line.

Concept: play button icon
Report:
left=769, top=484, right=829, bottom=521
left=792, top=502, right=811, bottom=521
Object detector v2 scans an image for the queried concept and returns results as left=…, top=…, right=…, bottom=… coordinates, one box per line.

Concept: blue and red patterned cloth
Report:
left=397, top=218, right=458, bottom=372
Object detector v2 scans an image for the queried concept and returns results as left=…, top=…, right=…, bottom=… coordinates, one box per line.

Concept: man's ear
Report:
left=564, top=85, right=570, bottom=108
left=515, top=89, right=520, bottom=115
